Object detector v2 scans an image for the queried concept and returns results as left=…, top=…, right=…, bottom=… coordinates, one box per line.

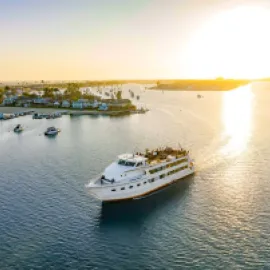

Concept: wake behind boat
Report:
left=86, top=147, right=194, bottom=202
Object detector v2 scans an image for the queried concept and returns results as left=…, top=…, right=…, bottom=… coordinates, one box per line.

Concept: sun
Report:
left=188, top=5, right=270, bottom=79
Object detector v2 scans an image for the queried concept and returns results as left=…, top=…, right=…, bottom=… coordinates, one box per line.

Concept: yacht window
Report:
left=121, top=187, right=125, bottom=190
left=118, top=159, right=126, bottom=165
left=137, top=183, right=141, bottom=186
left=125, top=161, right=135, bottom=167
left=144, top=181, right=147, bottom=184
left=111, top=189, right=116, bottom=192
left=160, top=174, right=165, bottom=179
left=149, top=166, right=164, bottom=174
left=166, top=159, right=188, bottom=168
left=149, top=178, right=155, bottom=183
left=167, top=165, right=188, bottom=176
left=129, top=185, right=133, bottom=189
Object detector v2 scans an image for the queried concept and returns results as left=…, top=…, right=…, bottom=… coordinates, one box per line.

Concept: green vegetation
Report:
left=81, top=93, right=99, bottom=101
left=0, top=88, right=4, bottom=104
left=63, top=83, right=81, bottom=100
left=43, top=87, right=59, bottom=98
left=21, top=92, right=38, bottom=99
left=116, top=90, right=122, bottom=100
left=0, top=81, right=137, bottom=112
left=4, top=85, right=17, bottom=95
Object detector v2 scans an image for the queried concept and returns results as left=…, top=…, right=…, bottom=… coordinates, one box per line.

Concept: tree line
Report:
left=0, top=83, right=123, bottom=104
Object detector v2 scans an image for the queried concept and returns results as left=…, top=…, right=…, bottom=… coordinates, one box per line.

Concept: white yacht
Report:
left=86, top=147, right=194, bottom=202
left=44, top=127, right=60, bottom=136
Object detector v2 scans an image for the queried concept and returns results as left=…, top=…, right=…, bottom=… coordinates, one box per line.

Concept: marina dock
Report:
left=0, top=107, right=149, bottom=120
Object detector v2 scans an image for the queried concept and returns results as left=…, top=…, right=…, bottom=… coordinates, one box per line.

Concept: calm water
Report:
left=0, top=83, right=270, bottom=269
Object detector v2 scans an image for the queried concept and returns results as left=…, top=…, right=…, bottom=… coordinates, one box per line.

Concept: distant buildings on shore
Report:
left=1, top=94, right=133, bottom=112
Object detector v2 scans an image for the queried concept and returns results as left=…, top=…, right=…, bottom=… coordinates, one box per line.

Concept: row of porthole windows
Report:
left=111, top=165, right=189, bottom=192
left=111, top=181, right=148, bottom=192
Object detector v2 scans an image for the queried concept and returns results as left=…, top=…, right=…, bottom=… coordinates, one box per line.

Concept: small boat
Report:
left=44, top=127, right=60, bottom=136
left=136, top=108, right=149, bottom=114
left=32, top=113, right=43, bottom=119
left=14, top=124, right=23, bottom=133
left=53, top=112, right=62, bottom=118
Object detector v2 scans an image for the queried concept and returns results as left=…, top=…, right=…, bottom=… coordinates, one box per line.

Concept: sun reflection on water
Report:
left=221, top=84, right=254, bottom=155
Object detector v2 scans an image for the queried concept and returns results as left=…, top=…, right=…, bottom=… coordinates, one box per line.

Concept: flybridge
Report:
left=118, top=154, right=147, bottom=167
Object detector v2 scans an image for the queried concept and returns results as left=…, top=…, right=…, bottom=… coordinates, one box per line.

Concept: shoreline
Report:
left=148, top=80, right=250, bottom=91
left=0, top=106, right=147, bottom=116
left=148, top=88, right=241, bottom=91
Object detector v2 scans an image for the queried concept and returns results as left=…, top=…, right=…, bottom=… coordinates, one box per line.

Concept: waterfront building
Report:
left=33, top=97, right=51, bottom=105
left=3, top=96, right=18, bottom=105
left=98, top=103, right=108, bottom=111
left=62, top=100, right=70, bottom=108
left=72, top=101, right=84, bottom=109
left=54, top=101, right=60, bottom=107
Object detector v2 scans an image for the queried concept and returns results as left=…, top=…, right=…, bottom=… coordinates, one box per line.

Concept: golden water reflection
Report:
left=221, top=84, right=254, bottom=155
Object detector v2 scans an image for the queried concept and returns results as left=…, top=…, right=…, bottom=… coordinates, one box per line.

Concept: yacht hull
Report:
left=87, top=167, right=194, bottom=202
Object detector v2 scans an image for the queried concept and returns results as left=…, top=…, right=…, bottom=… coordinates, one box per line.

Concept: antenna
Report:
left=133, top=146, right=139, bottom=156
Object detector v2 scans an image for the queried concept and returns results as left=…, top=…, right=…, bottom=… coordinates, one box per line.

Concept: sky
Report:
left=1, top=0, right=270, bottom=80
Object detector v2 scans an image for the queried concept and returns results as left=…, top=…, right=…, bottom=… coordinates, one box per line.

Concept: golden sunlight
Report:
left=221, top=84, right=254, bottom=155
left=188, top=6, right=270, bottom=79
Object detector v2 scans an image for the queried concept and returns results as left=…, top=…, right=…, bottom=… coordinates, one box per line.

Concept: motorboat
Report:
left=14, top=124, right=23, bottom=133
left=44, top=127, right=60, bottom=136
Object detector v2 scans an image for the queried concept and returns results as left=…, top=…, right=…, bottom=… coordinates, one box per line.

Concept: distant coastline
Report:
left=149, top=79, right=250, bottom=91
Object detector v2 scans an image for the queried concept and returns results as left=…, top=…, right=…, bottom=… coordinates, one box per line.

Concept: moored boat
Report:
left=44, top=127, right=60, bottom=136
left=14, top=124, right=23, bottom=133
left=33, top=113, right=43, bottom=119
left=86, top=147, right=194, bottom=202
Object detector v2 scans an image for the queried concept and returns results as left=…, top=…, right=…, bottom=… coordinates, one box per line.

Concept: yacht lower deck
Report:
left=87, top=148, right=195, bottom=202
left=88, top=165, right=194, bottom=202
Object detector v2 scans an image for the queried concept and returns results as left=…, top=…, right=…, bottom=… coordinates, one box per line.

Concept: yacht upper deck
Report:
left=118, top=147, right=188, bottom=166
left=89, top=147, right=190, bottom=187
left=118, top=154, right=147, bottom=167
left=143, top=147, right=188, bottom=163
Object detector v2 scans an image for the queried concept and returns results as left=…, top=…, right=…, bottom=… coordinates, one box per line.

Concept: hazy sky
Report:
left=1, top=0, right=270, bottom=80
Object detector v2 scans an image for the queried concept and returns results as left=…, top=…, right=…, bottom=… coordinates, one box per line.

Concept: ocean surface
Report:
left=0, top=83, right=270, bottom=269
